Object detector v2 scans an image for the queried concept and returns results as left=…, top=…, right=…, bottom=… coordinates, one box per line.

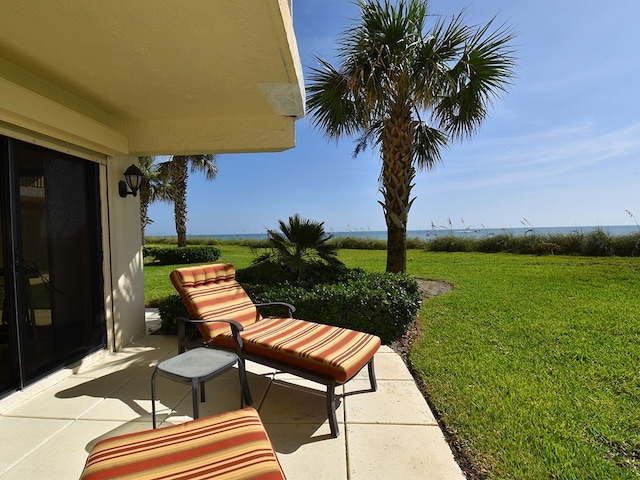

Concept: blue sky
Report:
left=147, top=0, right=640, bottom=236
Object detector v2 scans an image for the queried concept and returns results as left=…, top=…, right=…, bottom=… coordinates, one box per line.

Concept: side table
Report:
left=151, top=347, right=253, bottom=428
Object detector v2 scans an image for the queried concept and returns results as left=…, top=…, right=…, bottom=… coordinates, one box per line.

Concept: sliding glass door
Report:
left=0, top=136, right=105, bottom=397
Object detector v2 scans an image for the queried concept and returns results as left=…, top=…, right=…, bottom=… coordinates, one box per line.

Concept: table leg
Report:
left=192, top=378, right=199, bottom=419
left=237, top=358, right=253, bottom=407
left=151, top=369, right=158, bottom=429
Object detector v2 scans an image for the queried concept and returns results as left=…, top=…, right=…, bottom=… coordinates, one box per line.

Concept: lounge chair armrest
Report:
left=175, top=317, right=244, bottom=351
left=255, top=302, right=296, bottom=317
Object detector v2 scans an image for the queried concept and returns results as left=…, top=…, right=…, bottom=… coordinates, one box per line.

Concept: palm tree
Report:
left=306, top=0, right=516, bottom=272
left=157, top=155, right=218, bottom=247
left=137, top=156, right=172, bottom=244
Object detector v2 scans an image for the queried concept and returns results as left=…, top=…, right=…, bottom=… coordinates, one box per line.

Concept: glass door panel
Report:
left=0, top=186, right=15, bottom=392
left=0, top=137, right=105, bottom=396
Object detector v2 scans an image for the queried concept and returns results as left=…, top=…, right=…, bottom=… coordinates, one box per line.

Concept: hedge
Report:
left=143, top=245, right=221, bottom=265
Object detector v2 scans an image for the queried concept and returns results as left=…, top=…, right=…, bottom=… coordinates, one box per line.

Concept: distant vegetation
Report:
left=146, top=227, right=640, bottom=257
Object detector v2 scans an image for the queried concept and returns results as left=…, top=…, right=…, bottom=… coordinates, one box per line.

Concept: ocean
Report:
left=192, top=225, right=640, bottom=241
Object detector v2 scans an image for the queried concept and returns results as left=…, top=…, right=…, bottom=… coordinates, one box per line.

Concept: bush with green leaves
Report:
left=143, top=245, right=221, bottom=265
left=242, top=269, right=421, bottom=343
left=156, top=294, right=188, bottom=335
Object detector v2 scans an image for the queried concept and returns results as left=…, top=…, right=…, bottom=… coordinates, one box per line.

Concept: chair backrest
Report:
left=170, top=264, right=261, bottom=340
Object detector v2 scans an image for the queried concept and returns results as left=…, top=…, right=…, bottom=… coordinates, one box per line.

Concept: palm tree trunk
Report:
left=170, top=156, right=189, bottom=247
left=139, top=181, right=150, bottom=245
left=380, top=103, right=415, bottom=273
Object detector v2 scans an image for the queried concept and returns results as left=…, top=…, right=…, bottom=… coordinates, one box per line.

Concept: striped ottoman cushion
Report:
left=80, top=407, right=285, bottom=480
left=211, top=317, right=381, bottom=384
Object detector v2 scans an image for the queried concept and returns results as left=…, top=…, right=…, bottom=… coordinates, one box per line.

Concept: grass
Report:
left=143, top=245, right=640, bottom=478
left=406, top=252, right=640, bottom=479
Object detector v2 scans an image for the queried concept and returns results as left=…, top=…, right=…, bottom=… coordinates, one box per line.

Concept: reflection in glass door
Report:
left=0, top=136, right=105, bottom=397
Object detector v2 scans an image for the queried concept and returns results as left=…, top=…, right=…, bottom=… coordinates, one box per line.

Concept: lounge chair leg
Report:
left=368, top=357, right=377, bottom=392
left=151, top=369, right=158, bottom=429
left=237, top=357, right=253, bottom=407
left=327, top=383, right=339, bottom=437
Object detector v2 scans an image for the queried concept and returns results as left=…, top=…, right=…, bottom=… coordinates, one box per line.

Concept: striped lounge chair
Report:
left=170, top=263, right=381, bottom=437
left=80, top=407, right=285, bottom=479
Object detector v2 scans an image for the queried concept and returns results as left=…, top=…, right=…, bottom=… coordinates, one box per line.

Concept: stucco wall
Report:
left=106, top=157, right=147, bottom=350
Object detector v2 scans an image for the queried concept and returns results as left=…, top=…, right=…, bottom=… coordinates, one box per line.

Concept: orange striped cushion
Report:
left=211, top=318, right=381, bottom=384
left=80, top=407, right=286, bottom=480
left=170, top=264, right=261, bottom=339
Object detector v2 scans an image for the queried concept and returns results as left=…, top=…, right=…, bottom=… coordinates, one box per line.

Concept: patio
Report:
left=0, top=310, right=465, bottom=479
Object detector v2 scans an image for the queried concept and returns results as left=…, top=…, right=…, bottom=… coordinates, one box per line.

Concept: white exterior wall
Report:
left=106, top=157, right=147, bottom=350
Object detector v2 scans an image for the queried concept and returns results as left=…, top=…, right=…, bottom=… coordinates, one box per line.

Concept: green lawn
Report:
left=144, top=246, right=640, bottom=479
left=406, top=252, right=640, bottom=479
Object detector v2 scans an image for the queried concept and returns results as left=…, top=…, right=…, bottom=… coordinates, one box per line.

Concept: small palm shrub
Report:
left=244, top=214, right=346, bottom=283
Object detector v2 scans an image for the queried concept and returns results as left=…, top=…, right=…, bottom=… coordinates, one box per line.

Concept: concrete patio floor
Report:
left=0, top=311, right=465, bottom=479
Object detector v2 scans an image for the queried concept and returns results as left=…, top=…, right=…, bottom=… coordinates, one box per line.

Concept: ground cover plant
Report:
left=143, top=243, right=640, bottom=478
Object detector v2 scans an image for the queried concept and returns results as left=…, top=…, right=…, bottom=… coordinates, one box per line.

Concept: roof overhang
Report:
left=0, top=0, right=305, bottom=156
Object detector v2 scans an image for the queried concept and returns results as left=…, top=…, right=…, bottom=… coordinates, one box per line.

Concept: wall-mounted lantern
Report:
left=118, top=164, right=143, bottom=198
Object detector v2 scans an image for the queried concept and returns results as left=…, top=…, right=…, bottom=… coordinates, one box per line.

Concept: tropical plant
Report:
left=138, top=156, right=172, bottom=244
left=306, top=0, right=516, bottom=272
left=240, top=214, right=345, bottom=283
left=157, top=155, right=218, bottom=247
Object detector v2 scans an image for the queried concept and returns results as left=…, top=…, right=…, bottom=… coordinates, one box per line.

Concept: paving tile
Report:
left=0, top=417, right=71, bottom=474
left=267, top=423, right=347, bottom=479
left=351, top=350, right=415, bottom=382
left=3, top=376, right=119, bottom=420
left=80, top=374, right=180, bottom=422
left=164, top=375, right=271, bottom=424
left=71, top=347, right=164, bottom=378
left=258, top=378, right=344, bottom=430
left=345, top=378, right=437, bottom=425
left=347, top=424, right=465, bottom=480
left=1, top=419, right=146, bottom=480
